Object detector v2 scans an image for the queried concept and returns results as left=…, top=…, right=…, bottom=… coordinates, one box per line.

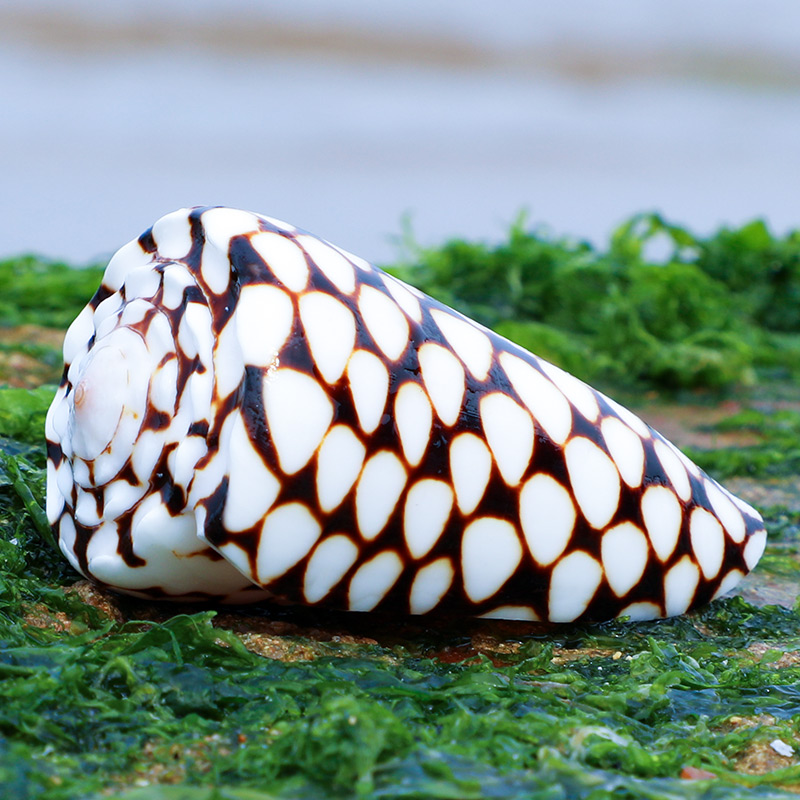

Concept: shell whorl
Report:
left=45, top=206, right=767, bottom=621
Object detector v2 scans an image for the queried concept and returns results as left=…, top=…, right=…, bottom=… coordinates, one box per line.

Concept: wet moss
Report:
left=2, top=424, right=800, bottom=798
left=3, top=480, right=800, bottom=799
left=686, top=408, right=800, bottom=480
left=388, top=213, right=800, bottom=391
left=2, top=216, right=800, bottom=798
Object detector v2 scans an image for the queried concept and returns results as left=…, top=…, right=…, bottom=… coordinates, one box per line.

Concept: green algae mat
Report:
left=2, top=215, right=800, bottom=800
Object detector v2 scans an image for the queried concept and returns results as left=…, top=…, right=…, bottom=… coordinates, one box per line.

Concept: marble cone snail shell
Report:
left=45, top=207, right=767, bottom=622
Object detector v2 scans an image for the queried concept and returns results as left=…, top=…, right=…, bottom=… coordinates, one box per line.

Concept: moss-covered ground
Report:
left=2, top=215, right=800, bottom=799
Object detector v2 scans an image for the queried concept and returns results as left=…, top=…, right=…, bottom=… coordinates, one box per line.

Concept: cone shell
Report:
left=45, top=207, right=767, bottom=621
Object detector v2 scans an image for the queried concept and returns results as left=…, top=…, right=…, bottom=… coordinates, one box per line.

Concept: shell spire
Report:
left=45, top=207, right=767, bottom=622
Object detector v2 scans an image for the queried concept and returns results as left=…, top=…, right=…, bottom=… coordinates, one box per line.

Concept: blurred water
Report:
left=2, top=1, right=800, bottom=265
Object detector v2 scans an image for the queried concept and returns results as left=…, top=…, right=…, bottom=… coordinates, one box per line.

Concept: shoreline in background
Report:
left=2, top=1, right=799, bottom=265
left=5, top=3, right=800, bottom=88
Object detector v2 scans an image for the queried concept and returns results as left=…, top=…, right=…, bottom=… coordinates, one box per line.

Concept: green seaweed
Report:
left=0, top=256, right=104, bottom=331
left=3, top=214, right=800, bottom=393
left=388, top=212, right=800, bottom=391
left=0, top=442, right=799, bottom=799
left=3, top=216, right=800, bottom=798
left=0, top=386, right=57, bottom=449
left=686, top=408, right=800, bottom=479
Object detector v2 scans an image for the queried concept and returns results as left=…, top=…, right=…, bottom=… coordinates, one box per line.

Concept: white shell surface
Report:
left=664, top=557, right=701, bottom=618
left=222, top=413, right=281, bottom=532
left=256, top=503, right=321, bottom=584
left=519, top=474, right=575, bottom=567
left=601, top=417, right=645, bottom=489
left=304, top=535, right=359, bottom=604
left=300, top=292, right=356, bottom=385
left=642, top=486, right=683, bottom=562
left=263, top=369, right=333, bottom=475
left=296, top=235, right=356, bottom=295
left=449, top=433, right=492, bottom=515
left=347, top=350, right=390, bottom=434
left=236, top=285, right=294, bottom=366
left=480, top=393, right=534, bottom=487
left=601, top=523, right=649, bottom=598
left=461, top=518, right=522, bottom=603
left=151, top=208, right=193, bottom=259
left=355, top=451, right=407, bottom=541
left=382, top=275, right=423, bottom=322
left=539, top=360, right=600, bottom=422
left=394, top=382, right=433, bottom=467
left=403, top=479, right=454, bottom=560
left=431, top=309, right=493, bottom=380
left=250, top=231, right=309, bottom=292
left=359, top=285, right=410, bottom=360
left=349, top=551, right=404, bottom=612
left=409, top=558, right=454, bottom=615
left=564, top=437, right=620, bottom=529
left=548, top=551, right=603, bottom=623
left=500, top=352, right=573, bottom=445
left=419, top=343, right=466, bottom=426
left=316, top=425, right=366, bottom=514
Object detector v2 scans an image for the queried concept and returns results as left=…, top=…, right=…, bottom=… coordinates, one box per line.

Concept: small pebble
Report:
left=769, top=739, right=794, bottom=758
left=680, top=766, right=717, bottom=780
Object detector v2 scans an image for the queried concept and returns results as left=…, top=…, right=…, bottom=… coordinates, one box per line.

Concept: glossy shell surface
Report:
left=45, top=207, right=767, bottom=621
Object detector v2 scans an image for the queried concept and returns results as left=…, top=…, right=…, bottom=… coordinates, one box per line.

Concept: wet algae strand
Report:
left=2, top=212, right=800, bottom=798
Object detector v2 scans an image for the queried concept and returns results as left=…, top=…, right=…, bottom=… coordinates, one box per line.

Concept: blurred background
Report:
left=1, top=0, right=800, bottom=265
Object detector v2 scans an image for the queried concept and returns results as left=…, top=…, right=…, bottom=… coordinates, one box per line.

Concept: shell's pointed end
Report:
left=744, top=526, right=768, bottom=573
